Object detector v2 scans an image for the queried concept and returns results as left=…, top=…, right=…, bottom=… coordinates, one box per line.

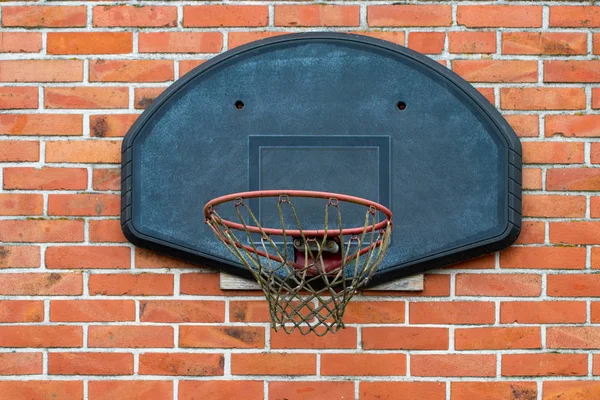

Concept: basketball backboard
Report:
left=121, top=32, right=521, bottom=287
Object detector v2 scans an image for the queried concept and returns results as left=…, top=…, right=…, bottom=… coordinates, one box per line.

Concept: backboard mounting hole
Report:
left=396, top=101, right=407, bottom=111
left=235, top=100, right=244, bottom=110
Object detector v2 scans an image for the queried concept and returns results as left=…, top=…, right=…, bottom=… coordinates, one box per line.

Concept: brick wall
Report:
left=0, top=1, right=599, bottom=399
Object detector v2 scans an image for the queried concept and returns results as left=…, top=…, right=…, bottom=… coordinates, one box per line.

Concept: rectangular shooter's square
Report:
left=248, top=135, right=391, bottom=231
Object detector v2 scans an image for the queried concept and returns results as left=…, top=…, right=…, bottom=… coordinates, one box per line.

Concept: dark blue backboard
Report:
left=121, top=33, right=522, bottom=285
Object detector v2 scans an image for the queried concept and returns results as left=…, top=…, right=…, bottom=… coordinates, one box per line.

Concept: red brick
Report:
left=0, top=60, right=82, bottom=82
left=0, top=220, right=84, bottom=243
left=49, top=352, right=133, bottom=375
left=503, top=32, right=587, bottom=55
left=48, top=32, right=132, bottom=55
left=543, top=381, right=600, bottom=400
left=90, top=60, right=173, bottom=82
left=0, top=87, right=38, bottom=109
left=523, top=195, right=586, bottom=217
left=547, top=327, right=600, bottom=349
left=592, top=197, right=600, bottom=218
left=46, top=246, right=130, bottom=269
left=89, top=273, right=173, bottom=296
left=0, top=326, right=82, bottom=347
left=92, top=168, right=120, bottom=190
left=550, top=6, right=600, bottom=27
left=336, top=301, right=404, bottom=324
left=456, top=327, right=541, bottom=350
left=595, top=33, right=600, bottom=55
left=275, top=5, right=359, bottom=27
left=593, top=144, right=600, bottom=164
left=504, top=114, right=539, bottom=138
left=321, top=353, right=406, bottom=376
left=449, top=31, right=496, bottom=54
left=271, top=327, right=356, bottom=349
left=551, top=222, right=600, bottom=244
left=362, top=327, right=449, bottom=350
left=93, top=5, right=176, bottom=27
left=503, top=353, right=587, bottom=376
left=358, top=31, right=406, bottom=46
left=457, top=6, right=542, bottom=28
left=136, top=248, right=199, bottom=270
left=0, top=246, right=39, bottom=269
left=0, top=353, right=41, bottom=375
left=452, top=382, right=537, bottom=400
left=546, top=115, right=600, bottom=138
left=364, top=273, right=450, bottom=297
left=0, top=141, right=39, bottom=162
left=412, top=354, right=496, bottom=377
left=89, top=326, right=173, bottom=348
left=51, top=300, right=135, bottom=322
left=0, top=300, right=43, bottom=322
left=46, top=140, right=121, bottom=163
left=180, top=326, right=264, bottom=349
left=139, top=32, right=222, bottom=53
left=184, top=5, right=268, bottom=27
left=229, top=301, right=269, bottom=322
left=361, top=382, right=445, bottom=400
left=523, top=169, right=543, bottom=190
left=134, top=88, right=165, bottom=109
left=408, top=32, right=445, bottom=54
left=179, top=60, right=205, bottom=76
left=517, top=221, right=545, bottom=244
left=0, top=194, right=43, bottom=216
left=0, top=32, right=42, bottom=53
left=90, top=114, right=138, bottom=137
left=368, top=5, right=451, bottom=27
left=270, top=382, right=354, bottom=400
left=45, top=87, right=128, bottom=109
left=0, top=114, right=81, bottom=135
left=48, top=194, right=120, bottom=216
left=456, top=274, right=542, bottom=297
left=502, top=301, right=587, bottom=324
left=547, top=168, right=600, bottom=191
left=595, top=355, right=600, bottom=375
left=4, top=167, right=86, bottom=190
left=89, top=381, right=172, bottom=400
left=0, top=273, right=81, bottom=295
left=179, top=381, right=263, bottom=400
left=501, top=246, right=585, bottom=269
left=453, top=60, right=537, bottom=83
left=451, top=254, right=495, bottom=270
left=232, top=353, right=315, bottom=375
left=594, top=88, right=600, bottom=109
left=545, top=60, right=600, bottom=83
left=228, top=31, right=290, bottom=49
left=140, top=300, right=224, bottom=323
left=140, top=353, right=223, bottom=376
left=410, top=301, right=494, bottom=324
left=548, top=274, right=600, bottom=297
left=2, top=6, right=86, bottom=27
left=501, top=88, right=585, bottom=110
left=477, top=88, right=495, bottom=105
left=0, top=382, right=82, bottom=400
left=90, top=220, right=126, bottom=243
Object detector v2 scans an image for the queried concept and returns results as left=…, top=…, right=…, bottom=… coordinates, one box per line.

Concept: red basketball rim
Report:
left=203, top=190, right=393, bottom=237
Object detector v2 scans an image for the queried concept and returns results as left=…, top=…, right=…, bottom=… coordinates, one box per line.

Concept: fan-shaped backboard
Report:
left=121, top=33, right=521, bottom=286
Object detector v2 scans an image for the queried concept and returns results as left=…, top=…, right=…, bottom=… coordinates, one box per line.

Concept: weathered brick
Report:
left=453, top=60, right=538, bottom=83
left=0, top=141, right=39, bottom=162
left=0, top=60, right=82, bottom=82
left=504, top=114, right=539, bottom=137
left=0, top=194, right=43, bottom=216
left=49, top=352, right=133, bottom=376
left=0, top=326, right=82, bottom=348
left=271, top=327, right=356, bottom=349
left=456, top=274, right=542, bottom=296
left=361, top=382, right=445, bottom=400
left=231, top=353, right=315, bottom=375
left=545, top=60, right=600, bottom=83
left=0, top=353, right=42, bottom=375
left=321, top=353, right=406, bottom=376
left=183, top=5, right=268, bottom=27
left=362, top=327, right=449, bottom=350
left=543, top=381, right=600, bottom=400
left=92, top=168, right=120, bottom=190
left=0, top=300, right=43, bottom=322
left=0, top=114, right=82, bottom=135
left=89, top=273, right=173, bottom=296
left=455, top=327, right=541, bottom=350
left=368, top=5, right=452, bottom=27
left=501, top=88, right=585, bottom=110
left=503, top=32, right=587, bottom=55
left=134, top=88, right=165, bottom=109
left=410, top=302, right=495, bottom=324
left=0, top=220, right=84, bottom=243
left=548, top=274, right=600, bottom=297
left=412, top=354, right=496, bottom=377
left=2, top=6, right=86, bottom=27
left=0, top=32, right=42, bottom=53
left=274, top=5, right=360, bottom=27
left=408, top=32, right=445, bottom=54
left=271, top=382, right=355, bottom=400
left=3, top=167, right=87, bottom=190
left=0, top=87, right=38, bottom=109
left=0, top=273, right=81, bottom=295
left=140, top=353, right=223, bottom=376
left=90, top=114, right=138, bottom=137
left=48, top=194, right=120, bottom=216
left=51, top=300, right=135, bottom=322
left=179, top=381, right=263, bottom=400
left=546, top=115, right=600, bottom=138
left=180, top=326, right=265, bottom=349
left=457, top=6, right=542, bottom=28
left=90, top=60, right=173, bottom=82
left=139, top=32, right=223, bottom=53
left=139, top=300, right=225, bottom=323
left=45, top=87, right=128, bottom=109
left=550, top=6, right=600, bottom=27
left=452, top=382, right=537, bottom=400
left=517, top=221, right=545, bottom=244
left=88, top=326, right=173, bottom=348
left=46, top=246, right=130, bottom=269
left=502, top=353, right=587, bottom=376
left=89, top=381, right=172, bottom=400
left=93, top=5, right=176, bottom=27
left=0, top=382, right=82, bottom=400
left=449, top=31, right=496, bottom=54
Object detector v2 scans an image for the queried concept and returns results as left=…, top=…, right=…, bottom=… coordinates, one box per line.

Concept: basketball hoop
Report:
left=204, top=190, right=393, bottom=335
